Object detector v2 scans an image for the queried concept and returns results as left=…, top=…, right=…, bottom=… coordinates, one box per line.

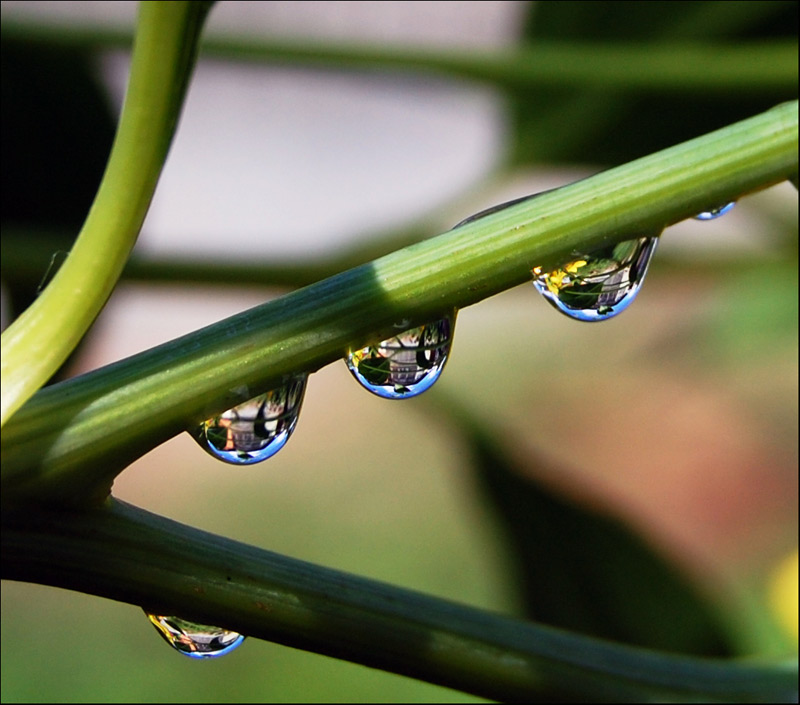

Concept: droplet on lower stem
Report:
left=345, top=312, right=456, bottom=399
left=191, top=375, right=307, bottom=464
left=694, top=202, right=735, bottom=220
left=532, top=234, right=660, bottom=322
left=145, top=612, right=245, bottom=659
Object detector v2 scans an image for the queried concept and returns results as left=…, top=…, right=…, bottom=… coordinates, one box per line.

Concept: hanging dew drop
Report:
left=694, top=202, right=735, bottom=220
left=345, top=312, right=456, bottom=399
left=191, top=375, right=307, bottom=464
left=145, top=612, right=245, bottom=659
left=533, top=234, right=660, bottom=322
left=457, top=190, right=661, bottom=322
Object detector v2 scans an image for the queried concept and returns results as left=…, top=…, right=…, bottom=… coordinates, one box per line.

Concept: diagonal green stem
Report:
left=2, top=500, right=796, bottom=703
left=0, top=1, right=212, bottom=427
left=1, top=101, right=797, bottom=507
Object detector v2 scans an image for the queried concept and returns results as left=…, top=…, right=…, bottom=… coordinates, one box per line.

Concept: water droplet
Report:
left=694, top=202, right=735, bottom=220
left=533, top=235, right=659, bottom=321
left=345, top=313, right=456, bottom=399
left=454, top=190, right=556, bottom=228
left=145, top=612, right=245, bottom=659
left=191, top=376, right=307, bottom=464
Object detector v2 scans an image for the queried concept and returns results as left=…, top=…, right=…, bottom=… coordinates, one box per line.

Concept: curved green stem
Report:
left=1, top=102, right=797, bottom=506
left=0, top=1, right=212, bottom=427
left=2, top=500, right=795, bottom=703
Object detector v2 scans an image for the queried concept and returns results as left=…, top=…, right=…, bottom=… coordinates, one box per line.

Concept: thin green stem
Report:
left=2, top=500, right=796, bottom=703
left=2, top=18, right=796, bottom=92
left=0, top=1, right=212, bottom=427
left=197, top=37, right=798, bottom=93
left=1, top=102, right=797, bottom=506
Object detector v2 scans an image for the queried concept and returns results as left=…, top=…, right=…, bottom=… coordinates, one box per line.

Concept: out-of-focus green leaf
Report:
left=511, top=0, right=799, bottom=165
left=705, top=261, right=798, bottom=364
left=457, top=412, right=733, bottom=655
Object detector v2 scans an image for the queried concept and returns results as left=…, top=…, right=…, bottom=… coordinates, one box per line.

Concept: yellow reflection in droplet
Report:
left=769, top=550, right=799, bottom=643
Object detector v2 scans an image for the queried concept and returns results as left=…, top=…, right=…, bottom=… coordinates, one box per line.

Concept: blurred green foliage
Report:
left=511, top=0, right=798, bottom=164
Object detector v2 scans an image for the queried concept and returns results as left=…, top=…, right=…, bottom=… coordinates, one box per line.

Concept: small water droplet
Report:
left=191, top=376, right=307, bottom=464
left=694, top=202, right=735, bottom=220
left=345, top=313, right=456, bottom=399
left=533, top=235, right=659, bottom=321
left=145, top=612, right=245, bottom=659
left=454, top=190, right=555, bottom=229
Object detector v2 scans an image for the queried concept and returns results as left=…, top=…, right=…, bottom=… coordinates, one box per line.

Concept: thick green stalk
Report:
left=1, top=102, right=797, bottom=506
left=3, top=500, right=796, bottom=703
left=2, top=219, right=795, bottom=292
left=0, top=1, right=212, bottom=427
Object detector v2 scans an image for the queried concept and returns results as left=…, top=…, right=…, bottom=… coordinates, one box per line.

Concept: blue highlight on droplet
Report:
left=182, top=634, right=246, bottom=659
left=145, top=612, right=246, bottom=659
left=694, top=201, right=735, bottom=220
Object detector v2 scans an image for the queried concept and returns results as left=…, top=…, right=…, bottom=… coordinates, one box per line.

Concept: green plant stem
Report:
left=2, top=102, right=797, bottom=507
left=0, top=1, right=212, bottom=427
left=2, top=500, right=795, bottom=704
left=198, top=37, right=799, bottom=93
left=2, top=221, right=796, bottom=293
left=2, top=18, right=796, bottom=92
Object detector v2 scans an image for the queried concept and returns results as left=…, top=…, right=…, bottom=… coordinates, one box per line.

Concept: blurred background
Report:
left=1, top=1, right=797, bottom=702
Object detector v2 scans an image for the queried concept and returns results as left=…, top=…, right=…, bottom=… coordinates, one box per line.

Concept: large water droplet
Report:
left=191, top=376, right=307, bottom=464
left=694, top=202, right=735, bottom=220
left=345, top=313, right=456, bottom=399
left=145, top=612, right=245, bottom=659
left=533, top=235, right=659, bottom=321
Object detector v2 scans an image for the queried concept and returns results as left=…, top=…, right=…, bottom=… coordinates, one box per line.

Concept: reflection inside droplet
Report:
left=191, top=376, right=307, bottom=464
left=345, top=313, right=456, bottom=399
left=694, top=202, right=735, bottom=220
left=145, top=612, right=245, bottom=659
left=533, top=234, right=660, bottom=321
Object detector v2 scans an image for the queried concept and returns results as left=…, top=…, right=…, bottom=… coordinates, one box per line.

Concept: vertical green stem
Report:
left=0, top=1, right=212, bottom=426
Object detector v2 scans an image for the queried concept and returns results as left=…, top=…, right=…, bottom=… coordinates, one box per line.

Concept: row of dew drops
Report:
left=145, top=195, right=736, bottom=658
